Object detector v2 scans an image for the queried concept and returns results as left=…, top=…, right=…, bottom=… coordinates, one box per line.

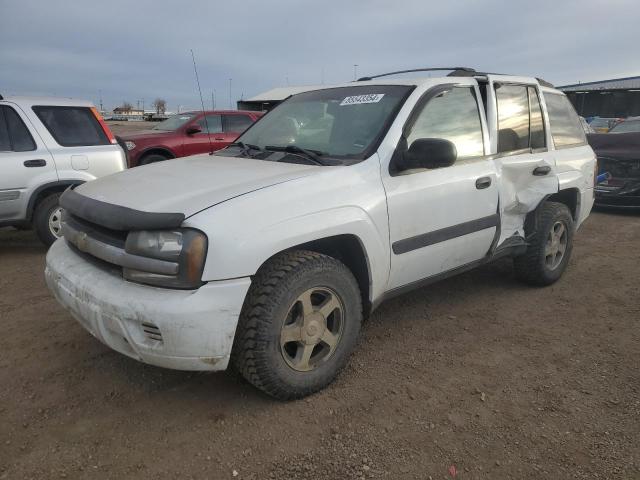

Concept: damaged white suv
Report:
left=45, top=68, right=596, bottom=399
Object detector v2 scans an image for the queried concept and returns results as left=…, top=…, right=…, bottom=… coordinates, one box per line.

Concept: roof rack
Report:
left=0, top=94, right=3, bottom=100
left=446, top=69, right=555, bottom=87
left=357, top=67, right=476, bottom=82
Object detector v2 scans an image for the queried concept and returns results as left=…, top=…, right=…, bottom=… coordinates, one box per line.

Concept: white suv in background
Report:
left=45, top=67, right=596, bottom=399
left=0, top=95, right=126, bottom=245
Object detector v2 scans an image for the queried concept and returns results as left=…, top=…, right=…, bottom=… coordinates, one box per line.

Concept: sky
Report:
left=1, top=0, right=638, bottom=112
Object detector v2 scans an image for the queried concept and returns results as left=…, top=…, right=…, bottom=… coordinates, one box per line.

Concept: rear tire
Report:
left=33, top=193, right=63, bottom=247
left=514, top=201, right=574, bottom=286
left=139, top=153, right=169, bottom=165
left=232, top=250, right=362, bottom=400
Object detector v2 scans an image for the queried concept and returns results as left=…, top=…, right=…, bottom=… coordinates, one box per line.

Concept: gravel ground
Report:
left=1, top=209, right=639, bottom=479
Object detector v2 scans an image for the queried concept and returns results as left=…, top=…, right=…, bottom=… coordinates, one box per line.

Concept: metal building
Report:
left=559, top=76, right=640, bottom=118
left=237, top=86, right=321, bottom=112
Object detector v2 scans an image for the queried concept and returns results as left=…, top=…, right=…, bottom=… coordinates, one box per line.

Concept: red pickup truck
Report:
left=119, top=110, right=262, bottom=167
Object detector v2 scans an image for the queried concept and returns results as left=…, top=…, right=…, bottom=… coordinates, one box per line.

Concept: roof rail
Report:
left=357, top=67, right=476, bottom=82
left=0, top=94, right=3, bottom=100
left=447, top=69, right=555, bottom=87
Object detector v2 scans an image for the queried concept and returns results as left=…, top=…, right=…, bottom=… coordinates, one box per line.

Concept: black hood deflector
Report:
left=60, top=187, right=185, bottom=231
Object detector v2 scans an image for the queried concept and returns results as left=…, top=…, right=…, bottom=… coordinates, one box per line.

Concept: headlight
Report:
left=125, top=141, right=136, bottom=150
left=123, top=229, right=207, bottom=289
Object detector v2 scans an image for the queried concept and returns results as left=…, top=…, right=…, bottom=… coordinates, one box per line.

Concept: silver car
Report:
left=0, top=95, right=127, bottom=245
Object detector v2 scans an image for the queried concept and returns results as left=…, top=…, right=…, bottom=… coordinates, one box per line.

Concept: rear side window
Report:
left=407, top=87, right=484, bottom=159
left=544, top=93, right=586, bottom=148
left=0, top=106, right=36, bottom=152
left=224, top=114, right=253, bottom=133
left=32, top=106, right=109, bottom=147
left=528, top=87, right=545, bottom=149
left=496, top=85, right=530, bottom=153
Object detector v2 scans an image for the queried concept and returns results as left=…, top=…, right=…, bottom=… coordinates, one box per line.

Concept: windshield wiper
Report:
left=264, top=145, right=329, bottom=166
left=223, top=142, right=264, bottom=157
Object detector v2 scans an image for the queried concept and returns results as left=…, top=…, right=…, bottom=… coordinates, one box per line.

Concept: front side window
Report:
left=236, top=85, right=413, bottom=160
left=544, top=93, right=586, bottom=148
left=224, top=114, right=253, bottom=133
left=406, top=87, right=484, bottom=159
left=0, top=106, right=36, bottom=152
left=33, top=106, right=109, bottom=147
left=196, top=114, right=222, bottom=134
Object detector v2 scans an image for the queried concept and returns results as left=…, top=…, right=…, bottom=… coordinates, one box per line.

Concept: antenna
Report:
left=190, top=49, right=214, bottom=155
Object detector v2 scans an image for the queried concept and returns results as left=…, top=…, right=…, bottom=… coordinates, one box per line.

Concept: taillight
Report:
left=90, top=107, right=117, bottom=144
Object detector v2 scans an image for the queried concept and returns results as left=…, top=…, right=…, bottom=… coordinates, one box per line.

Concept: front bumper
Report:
left=595, top=185, right=640, bottom=208
left=45, top=239, right=251, bottom=371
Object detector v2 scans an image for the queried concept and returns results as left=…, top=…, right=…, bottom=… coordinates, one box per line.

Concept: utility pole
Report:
left=99, top=89, right=103, bottom=112
left=229, top=78, right=232, bottom=110
left=211, top=90, right=215, bottom=110
left=353, top=64, right=359, bottom=81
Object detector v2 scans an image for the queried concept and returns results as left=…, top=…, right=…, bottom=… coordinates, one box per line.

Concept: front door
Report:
left=382, top=84, right=499, bottom=291
left=0, top=104, right=56, bottom=222
left=182, top=113, right=225, bottom=156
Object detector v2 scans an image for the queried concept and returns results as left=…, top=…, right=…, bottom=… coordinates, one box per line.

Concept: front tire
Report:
left=33, top=193, right=63, bottom=247
left=232, top=250, right=362, bottom=400
left=514, top=201, right=574, bottom=286
left=139, top=153, right=169, bottom=165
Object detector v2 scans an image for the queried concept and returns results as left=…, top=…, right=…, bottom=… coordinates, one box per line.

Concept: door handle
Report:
left=533, top=165, right=551, bottom=176
left=214, top=137, right=225, bottom=141
left=23, top=159, right=47, bottom=167
left=475, top=176, right=492, bottom=189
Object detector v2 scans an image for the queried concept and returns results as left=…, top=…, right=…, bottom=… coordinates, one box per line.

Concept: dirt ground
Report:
left=1, top=209, right=639, bottom=479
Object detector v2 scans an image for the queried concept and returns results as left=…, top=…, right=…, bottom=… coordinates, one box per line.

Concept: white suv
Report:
left=44, top=68, right=596, bottom=399
left=0, top=95, right=127, bottom=245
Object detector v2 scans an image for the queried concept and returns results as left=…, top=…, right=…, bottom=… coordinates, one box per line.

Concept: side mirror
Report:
left=402, top=138, right=457, bottom=170
left=186, top=125, right=202, bottom=135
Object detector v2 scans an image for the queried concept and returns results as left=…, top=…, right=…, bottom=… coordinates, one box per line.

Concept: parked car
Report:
left=0, top=95, right=126, bottom=245
left=45, top=68, right=596, bottom=399
left=608, top=116, right=640, bottom=134
left=589, top=117, right=622, bottom=133
left=119, top=110, right=262, bottom=167
left=588, top=130, right=640, bottom=207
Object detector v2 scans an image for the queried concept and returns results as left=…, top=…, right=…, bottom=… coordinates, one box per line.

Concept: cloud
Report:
left=1, top=0, right=638, bottom=111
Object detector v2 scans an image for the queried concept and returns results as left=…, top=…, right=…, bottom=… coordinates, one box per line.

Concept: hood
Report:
left=588, top=132, right=640, bottom=161
left=75, top=154, right=319, bottom=217
left=117, top=129, right=170, bottom=141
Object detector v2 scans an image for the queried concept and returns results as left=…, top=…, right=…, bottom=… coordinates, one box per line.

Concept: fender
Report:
left=26, top=180, right=85, bottom=220
left=184, top=161, right=391, bottom=303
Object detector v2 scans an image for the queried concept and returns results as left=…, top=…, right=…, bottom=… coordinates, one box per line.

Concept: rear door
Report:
left=484, top=75, right=558, bottom=244
left=382, top=81, right=499, bottom=291
left=0, top=104, right=56, bottom=222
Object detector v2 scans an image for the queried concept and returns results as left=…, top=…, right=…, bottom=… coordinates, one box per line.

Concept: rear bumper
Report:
left=45, top=239, right=251, bottom=371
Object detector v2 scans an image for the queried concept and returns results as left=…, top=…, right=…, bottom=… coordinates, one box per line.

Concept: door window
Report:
left=0, top=106, right=36, bottom=152
left=496, top=84, right=548, bottom=153
left=528, top=87, right=546, bottom=149
left=224, top=114, right=253, bottom=133
left=544, top=93, right=586, bottom=148
left=406, top=87, right=484, bottom=160
left=196, top=114, right=222, bottom=134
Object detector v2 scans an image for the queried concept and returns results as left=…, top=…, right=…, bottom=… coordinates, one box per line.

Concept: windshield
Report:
left=609, top=120, right=640, bottom=134
left=236, top=85, right=413, bottom=160
left=153, top=113, right=196, bottom=131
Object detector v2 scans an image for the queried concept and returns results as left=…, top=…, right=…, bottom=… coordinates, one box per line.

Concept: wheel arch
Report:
left=27, top=180, right=84, bottom=221
left=524, top=187, right=580, bottom=238
left=137, top=147, right=175, bottom=165
left=257, top=234, right=374, bottom=318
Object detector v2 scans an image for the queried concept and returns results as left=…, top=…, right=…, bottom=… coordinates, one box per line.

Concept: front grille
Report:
left=64, top=212, right=127, bottom=248
left=599, top=157, right=640, bottom=180
left=141, top=322, right=163, bottom=343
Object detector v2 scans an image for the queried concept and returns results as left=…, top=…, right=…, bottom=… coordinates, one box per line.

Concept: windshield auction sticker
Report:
left=340, top=94, right=385, bottom=106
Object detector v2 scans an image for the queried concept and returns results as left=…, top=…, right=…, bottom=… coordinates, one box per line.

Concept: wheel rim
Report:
left=544, top=221, right=568, bottom=270
left=48, top=207, right=63, bottom=238
left=280, top=287, right=344, bottom=372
